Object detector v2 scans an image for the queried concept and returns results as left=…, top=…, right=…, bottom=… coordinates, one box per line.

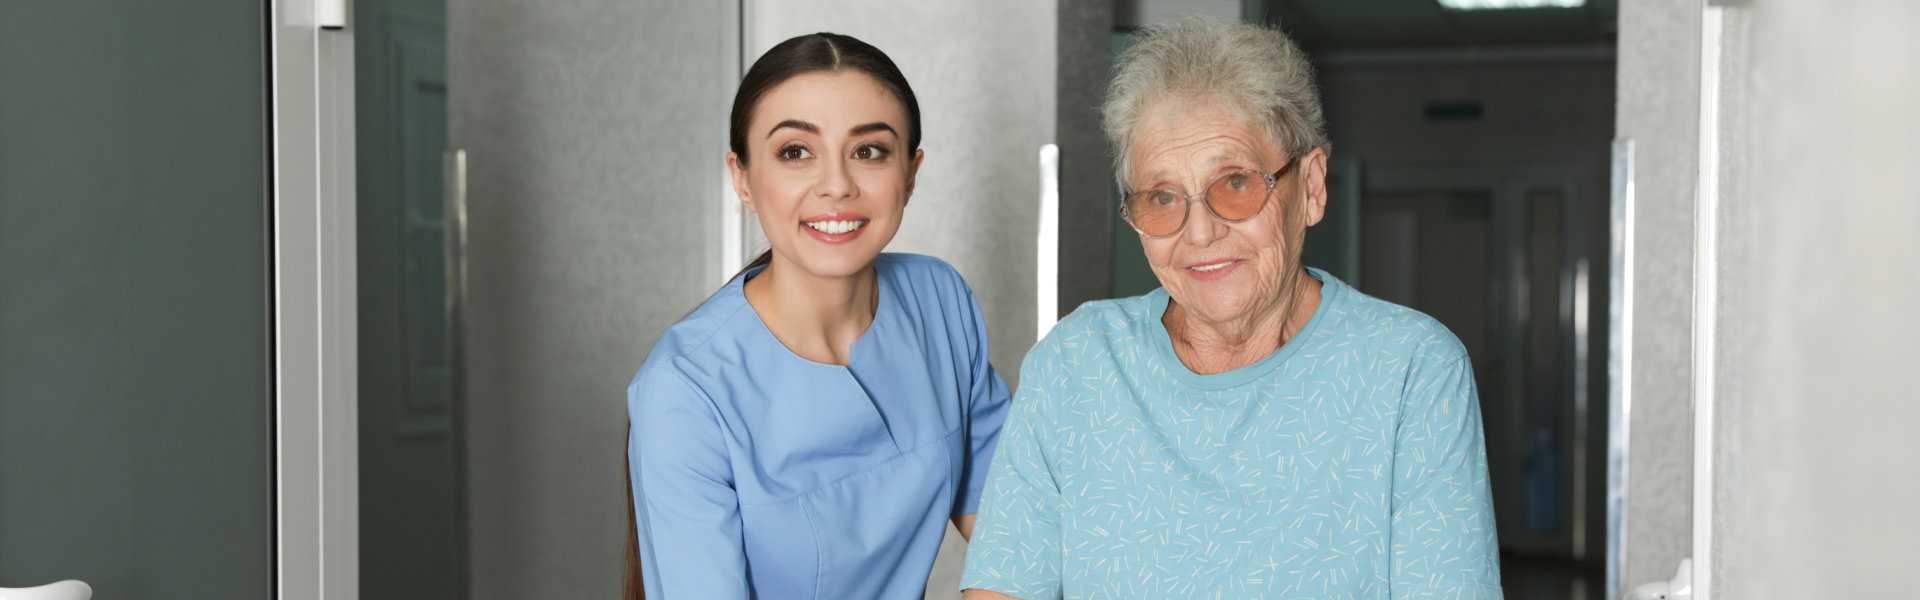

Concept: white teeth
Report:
left=804, top=219, right=866, bottom=235
left=1192, top=262, right=1231, bottom=272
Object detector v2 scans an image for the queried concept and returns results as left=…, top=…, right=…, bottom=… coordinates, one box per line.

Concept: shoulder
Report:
left=627, top=286, right=753, bottom=413
left=876, top=252, right=971, bottom=293
left=1322, top=274, right=1469, bottom=367
left=1025, top=290, right=1161, bottom=375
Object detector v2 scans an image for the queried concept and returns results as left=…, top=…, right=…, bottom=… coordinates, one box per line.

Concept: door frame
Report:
left=269, top=0, right=360, bottom=598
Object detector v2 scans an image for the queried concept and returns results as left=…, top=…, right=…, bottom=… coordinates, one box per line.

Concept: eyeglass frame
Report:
left=1119, top=155, right=1300, bottom=239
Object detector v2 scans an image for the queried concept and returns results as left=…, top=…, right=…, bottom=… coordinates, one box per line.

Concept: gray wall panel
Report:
left=451, top=2, right=735, bottom=597
left=1057, top=0, right=1118, bottom=314
left=0, top=1, right=272, bottom=597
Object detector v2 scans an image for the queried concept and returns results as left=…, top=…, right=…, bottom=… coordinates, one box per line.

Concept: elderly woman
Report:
left=960, top=19, right=1501, bottom=599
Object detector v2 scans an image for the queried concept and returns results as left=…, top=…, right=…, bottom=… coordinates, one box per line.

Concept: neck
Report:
left=743, top=258, right=878, bottom=366
left=1165, top=270, right=1322, bottom=375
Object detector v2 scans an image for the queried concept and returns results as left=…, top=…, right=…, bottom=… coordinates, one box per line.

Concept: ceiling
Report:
left=1256, top=0, right=1618, bottom=51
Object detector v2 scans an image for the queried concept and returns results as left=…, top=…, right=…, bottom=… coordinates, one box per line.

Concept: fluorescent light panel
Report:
left=1437, top=0, right=1585, bottom=9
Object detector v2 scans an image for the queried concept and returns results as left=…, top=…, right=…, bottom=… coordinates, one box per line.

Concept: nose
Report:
left=1180, top=193, right=1229, bottom=247
left=815, top=155, right=856, bottom=200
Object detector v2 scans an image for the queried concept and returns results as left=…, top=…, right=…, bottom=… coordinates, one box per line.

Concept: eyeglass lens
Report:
left=1126, top=171, right=1271, bottom=237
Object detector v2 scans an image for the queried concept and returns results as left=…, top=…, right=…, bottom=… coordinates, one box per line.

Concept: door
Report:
left=355, top=0, right=462, bottom=598
left=1, top=1, right=275, bottom=597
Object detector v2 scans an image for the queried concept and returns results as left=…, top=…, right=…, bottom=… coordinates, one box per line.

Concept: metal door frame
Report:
left=269, top=0, right=359, bottom=598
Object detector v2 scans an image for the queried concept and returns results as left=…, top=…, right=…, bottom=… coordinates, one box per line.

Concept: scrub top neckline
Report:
left=735, top=260, right=893, bottom=370
left=1147, top=266, right=1344, bottom=391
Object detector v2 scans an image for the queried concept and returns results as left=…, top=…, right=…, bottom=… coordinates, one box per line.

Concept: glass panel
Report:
left=355, top=0, right=461, bottom=597
left=0, top=1, right=272, bottom=597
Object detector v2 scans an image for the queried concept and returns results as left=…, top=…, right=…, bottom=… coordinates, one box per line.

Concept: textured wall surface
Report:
left=1615, top=0, right=1699, bottom=589
left=451, top=2, right=736, bottom=598
left=0, top=2, right=273, bottom=597
left=1709, top=1, right=1920, bottom=596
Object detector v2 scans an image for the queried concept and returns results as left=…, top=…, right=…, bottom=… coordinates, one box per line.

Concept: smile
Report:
left=803, top=219, right=868, bottom=235
left=1185, top=259, right=1242, bottom=280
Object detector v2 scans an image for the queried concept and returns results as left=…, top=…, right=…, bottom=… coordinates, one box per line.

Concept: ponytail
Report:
left=623, top=426, right=645, bottom=599
left=734, top=249, right=773, bottom=281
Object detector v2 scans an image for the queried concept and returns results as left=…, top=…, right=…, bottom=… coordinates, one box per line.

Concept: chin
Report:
left=791, top=249, right=882, bottom=280
left=1175, top=288, right=1261, bottom=323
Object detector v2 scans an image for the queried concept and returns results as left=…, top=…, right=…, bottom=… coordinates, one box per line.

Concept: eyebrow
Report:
left=765, top=120, right=897, bottom=139
left=849, top=122, right=897, bottom=137
left=766, top=119, right=819, bottom=138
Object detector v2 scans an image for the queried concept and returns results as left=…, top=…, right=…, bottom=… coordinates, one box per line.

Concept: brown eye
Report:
left=853, top=144, right=890, bottom=161
left=778, top=145, right=812, bottom=161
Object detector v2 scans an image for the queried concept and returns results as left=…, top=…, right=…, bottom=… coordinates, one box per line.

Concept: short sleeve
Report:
left=628, top=366, right=751, bottom=600
left=1389, top=353, right=1504, bottom=598
left=959, top=346, right=1066, bottom=600
left=954, top=275, right=1012, bottom=516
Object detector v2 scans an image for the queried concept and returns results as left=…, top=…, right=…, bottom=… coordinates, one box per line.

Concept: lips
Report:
left=1184, top=258, right=1242, bottom=281
left=800, top=212, right=870, bottom=244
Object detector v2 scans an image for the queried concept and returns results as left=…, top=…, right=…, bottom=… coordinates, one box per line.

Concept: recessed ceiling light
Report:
left=1437, top=0, right=1586, bottom=9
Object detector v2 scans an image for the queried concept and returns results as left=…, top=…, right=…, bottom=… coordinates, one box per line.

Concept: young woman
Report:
left=623, top=33, right=1011, bottom=599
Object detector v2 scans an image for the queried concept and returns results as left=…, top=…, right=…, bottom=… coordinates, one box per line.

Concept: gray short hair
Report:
left=1104, top=18, right=1329, bottom=186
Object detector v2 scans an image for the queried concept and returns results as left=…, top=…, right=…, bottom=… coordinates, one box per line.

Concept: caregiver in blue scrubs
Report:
left=624, top=33, right=1011, bottom=599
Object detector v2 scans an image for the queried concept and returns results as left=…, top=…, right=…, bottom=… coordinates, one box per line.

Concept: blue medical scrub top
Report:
left=628, top=253, right=1011, bottom=599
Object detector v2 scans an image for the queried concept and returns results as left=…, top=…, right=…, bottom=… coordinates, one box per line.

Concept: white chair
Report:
left=0, top=580, right=91, bottom=600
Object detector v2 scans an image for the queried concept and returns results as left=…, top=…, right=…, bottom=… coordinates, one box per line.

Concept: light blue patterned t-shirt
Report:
left=961, top=268, right=1501, bottom=599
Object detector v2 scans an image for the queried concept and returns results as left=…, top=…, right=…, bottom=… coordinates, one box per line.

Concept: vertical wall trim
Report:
left=1606, top=138, right=1637, bottom=600
left=1037, top=144, right=1060, bottom=339
left=1692, top=3, right=1726, bottom=597
left=270, top=0, right=360, bottom=597
left=719, top=0, right=748, bottom=283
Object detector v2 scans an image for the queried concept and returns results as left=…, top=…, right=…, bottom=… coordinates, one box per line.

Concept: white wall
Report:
left=1706, top=0, right=1920, bottom=596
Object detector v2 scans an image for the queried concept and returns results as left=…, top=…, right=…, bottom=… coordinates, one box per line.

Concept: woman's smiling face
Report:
left=729, top=70, right=921, bottom=281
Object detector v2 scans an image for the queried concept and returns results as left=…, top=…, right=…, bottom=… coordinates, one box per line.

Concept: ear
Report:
left=1299, top=147, right=1330, bottom=228
left=727, top=152, right=757, bottom=213
left=903, top=148, right=925, bottom=205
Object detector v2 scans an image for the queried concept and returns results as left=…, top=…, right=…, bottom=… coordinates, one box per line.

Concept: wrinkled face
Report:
left=1126, top=100, right=1325, bottom=327
left=729, top=71, right=920, bottom=281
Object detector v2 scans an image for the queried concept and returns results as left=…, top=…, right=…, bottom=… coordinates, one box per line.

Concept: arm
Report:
left=1389, top=354, right=1503, bottom=599
left=629, top=369, right=750, bottom=599
left=953, top=278, right=1012, bottom=524
left=958, top=348, right=1066, bottom=600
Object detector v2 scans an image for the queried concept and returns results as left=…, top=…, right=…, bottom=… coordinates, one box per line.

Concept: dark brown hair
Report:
left=726, top=32, right=923, bottom=276
left=624, top=32, right=920, bottom=599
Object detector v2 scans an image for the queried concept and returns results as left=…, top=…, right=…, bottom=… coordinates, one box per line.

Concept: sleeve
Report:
left=958, top=346, right=1066, bottom=600
left=954, top=278, right=1012, bottom=517
left=1389, top=353, right=1505, bottom=599
left=628, top=366, right=751, bottom=600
